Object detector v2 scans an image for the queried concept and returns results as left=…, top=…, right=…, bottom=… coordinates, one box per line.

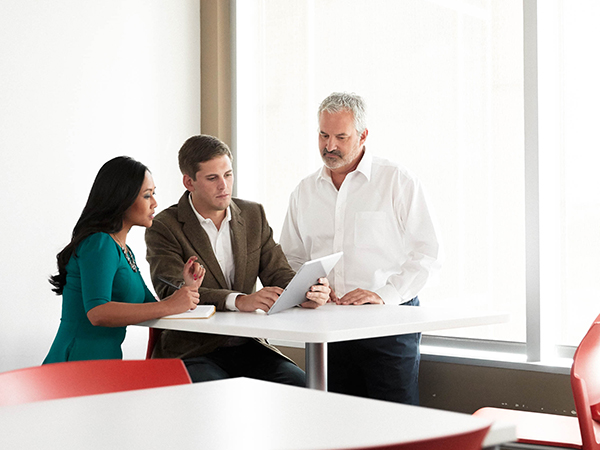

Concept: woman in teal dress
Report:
left=44, top=156, right=205, bottom=363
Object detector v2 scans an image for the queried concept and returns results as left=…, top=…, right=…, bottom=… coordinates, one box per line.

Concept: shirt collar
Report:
left=188, top=193, right=231, bottom=227
left=355, top=147, right=373, bottom=181
left=318, top=147, right=373, bottom=183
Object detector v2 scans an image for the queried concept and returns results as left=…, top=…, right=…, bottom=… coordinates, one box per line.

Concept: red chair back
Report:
left=0, top=358, right=191, bottom=406
left=571, top=314, right=600, bottom=450
left=146, top=327, right=163, bottom=359
left=347, top=423, right=490, bottom=450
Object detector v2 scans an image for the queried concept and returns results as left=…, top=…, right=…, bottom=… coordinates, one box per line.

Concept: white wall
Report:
left=0, top=0, right=200, bottom=372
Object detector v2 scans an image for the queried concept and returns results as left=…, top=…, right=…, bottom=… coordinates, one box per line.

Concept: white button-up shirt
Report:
left=188, top=195, right=239, bottom=311
left=280, top=149, right=441, bottom=305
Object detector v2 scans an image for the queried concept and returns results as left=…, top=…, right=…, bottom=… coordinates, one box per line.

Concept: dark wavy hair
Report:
left=49, top=156, right=149, bottom=295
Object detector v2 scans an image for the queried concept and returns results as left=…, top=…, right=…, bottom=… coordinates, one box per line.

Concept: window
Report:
left=234, top=0, right=599, bottom=361
left=538, top=0, right=600, bottom=349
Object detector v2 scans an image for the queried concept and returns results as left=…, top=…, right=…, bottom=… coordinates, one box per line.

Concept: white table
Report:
left=139, top=303, right=509, bottom=390
left=0, top=378, right=515, bottom=449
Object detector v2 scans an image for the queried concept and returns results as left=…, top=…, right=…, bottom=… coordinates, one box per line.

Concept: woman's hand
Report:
left=162, top=257, right=205, bottom=316
left=164, top=285, right=200, bottom=314
left=163, top=256, right=206, bottom=314
left=182, top=256, right=206, bottom=290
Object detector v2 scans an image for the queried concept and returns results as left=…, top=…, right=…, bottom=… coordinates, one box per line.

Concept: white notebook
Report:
left=161, top=305, right=216, bottom=319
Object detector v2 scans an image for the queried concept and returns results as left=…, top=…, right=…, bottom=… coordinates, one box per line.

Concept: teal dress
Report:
left=43, top=232, right=156, bottom=363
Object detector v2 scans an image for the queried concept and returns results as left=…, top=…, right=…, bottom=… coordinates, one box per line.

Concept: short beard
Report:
left=321, top=148, right=344, bottom=169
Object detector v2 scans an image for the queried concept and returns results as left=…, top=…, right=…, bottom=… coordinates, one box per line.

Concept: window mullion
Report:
left=524, top=0, right=542, bottom=362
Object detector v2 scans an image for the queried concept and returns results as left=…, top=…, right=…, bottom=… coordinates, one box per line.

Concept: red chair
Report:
left=572, top=314, right=600, bottom=450
left=0, top=358, right=191, bottom=407
left=146, top=327, right=163, bottom=359
left=474, top=313, right=600, bottom=449
left=345, top=422, right=490, bottom=450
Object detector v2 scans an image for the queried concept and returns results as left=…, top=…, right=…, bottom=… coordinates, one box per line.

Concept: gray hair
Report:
left=318, top=92, right=367, bottom=134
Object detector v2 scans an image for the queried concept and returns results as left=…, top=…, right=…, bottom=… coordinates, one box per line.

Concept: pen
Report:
left=158, top=276, right=183, bottom=290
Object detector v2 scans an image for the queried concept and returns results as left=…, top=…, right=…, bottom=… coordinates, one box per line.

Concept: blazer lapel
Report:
left=229, top=200, right=248, bottom=292
left=178, top=193, right=229, bottom=289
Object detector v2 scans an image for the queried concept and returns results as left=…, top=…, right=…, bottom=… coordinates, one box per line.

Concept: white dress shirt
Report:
left=280, top=149, right=441, bottom=305
left=188, top=195, right=239, bottom=311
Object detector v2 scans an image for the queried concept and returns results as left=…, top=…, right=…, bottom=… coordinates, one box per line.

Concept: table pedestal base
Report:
left=305, top=342, right=327, bottom=390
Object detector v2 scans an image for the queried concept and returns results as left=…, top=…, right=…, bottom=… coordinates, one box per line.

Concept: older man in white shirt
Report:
left=280, top=92, right=441, bottom=404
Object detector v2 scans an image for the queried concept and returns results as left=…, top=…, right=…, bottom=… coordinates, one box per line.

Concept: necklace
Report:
left=111, top=234, right=138, bottom=273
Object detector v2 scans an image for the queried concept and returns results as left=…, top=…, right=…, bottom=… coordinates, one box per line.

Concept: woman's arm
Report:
left=86, top=286, right=197, bottom=327
left=87, top=257, right=205, bottom=327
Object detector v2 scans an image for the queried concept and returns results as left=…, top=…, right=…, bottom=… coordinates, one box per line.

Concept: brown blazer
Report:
left=144, top=192, right=296, bottom=360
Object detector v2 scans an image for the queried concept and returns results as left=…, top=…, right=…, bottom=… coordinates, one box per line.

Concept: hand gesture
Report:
left=162, top=257, right=204, bottom=316
left=182, top=256, right=205, bottom=290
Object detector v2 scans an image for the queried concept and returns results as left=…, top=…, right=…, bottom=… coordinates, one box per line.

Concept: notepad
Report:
left=161, top=305, right=216, bottom=319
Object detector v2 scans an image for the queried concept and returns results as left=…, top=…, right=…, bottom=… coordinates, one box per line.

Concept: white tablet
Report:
left=267, top=252, right=343, bottom=315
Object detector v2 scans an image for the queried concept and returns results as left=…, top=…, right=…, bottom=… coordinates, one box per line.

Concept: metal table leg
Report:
left=305, top=342, right=327, bottom=391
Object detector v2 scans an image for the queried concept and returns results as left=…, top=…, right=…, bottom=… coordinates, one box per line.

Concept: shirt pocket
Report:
left=354, top=211, right=396, bottom=249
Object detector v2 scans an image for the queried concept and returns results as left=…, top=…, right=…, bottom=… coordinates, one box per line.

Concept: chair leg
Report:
left=492, top=443, right=573, bottom=450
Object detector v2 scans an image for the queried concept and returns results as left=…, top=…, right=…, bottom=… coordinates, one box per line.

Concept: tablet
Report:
left=267, top=252, right=343, bottom=315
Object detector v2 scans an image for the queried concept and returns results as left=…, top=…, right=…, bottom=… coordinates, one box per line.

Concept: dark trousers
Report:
left=183, top=340, right=306, bottom=387
left=327, top=297, right=421, bottom=405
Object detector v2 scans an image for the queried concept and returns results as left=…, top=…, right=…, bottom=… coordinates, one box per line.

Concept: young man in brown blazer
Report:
left=145, top=134, right=330, bottom=384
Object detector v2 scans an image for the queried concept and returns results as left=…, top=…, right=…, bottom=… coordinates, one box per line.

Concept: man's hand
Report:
left=300, top=277, right=331, bottom=309
left=329, top=288, right=340, bottom=303
left=235, top=287, right=284, bottom=312
left=336, top=288, right=383, bottom=305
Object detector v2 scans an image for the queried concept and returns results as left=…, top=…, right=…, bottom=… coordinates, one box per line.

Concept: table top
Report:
left=139, top=303, right=509, bottom=343
left=0, top=378, right=515, bottom=449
